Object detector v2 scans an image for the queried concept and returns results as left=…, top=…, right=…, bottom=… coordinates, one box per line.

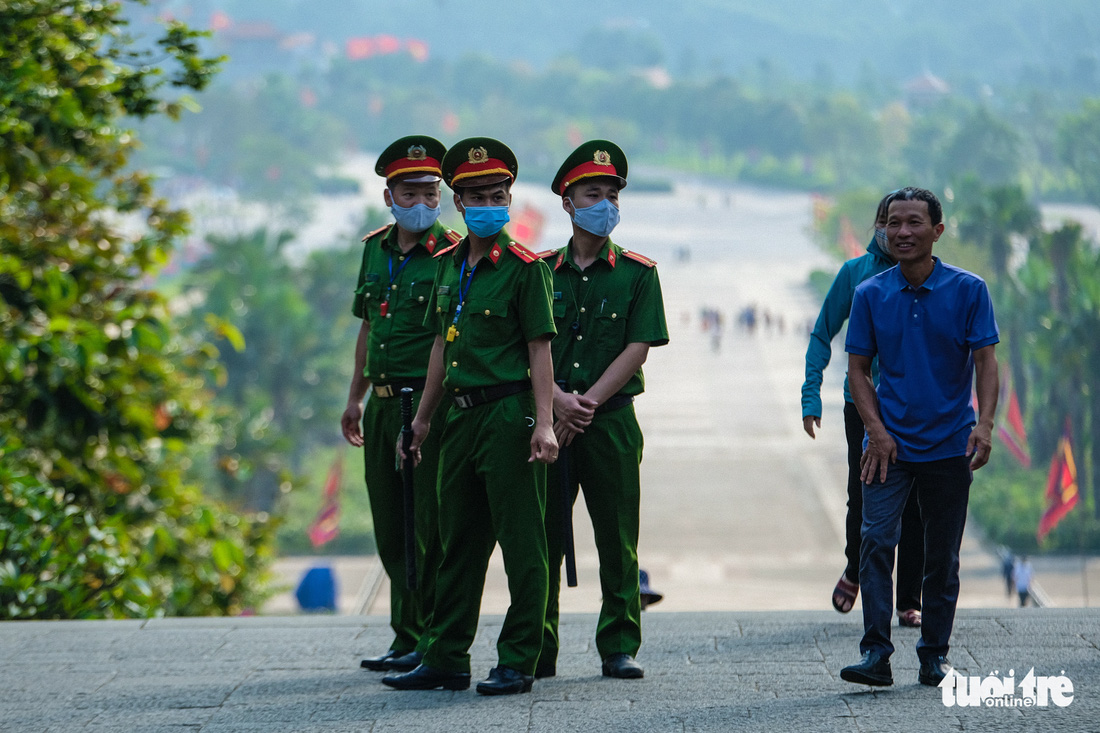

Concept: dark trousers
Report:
left=858, top=455, right=971, bottom=662
left=843, top=402, right=924, bottom=612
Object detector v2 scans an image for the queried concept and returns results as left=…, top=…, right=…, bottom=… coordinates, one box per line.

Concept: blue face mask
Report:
left=391, top=202, right=441, bottom=232
left=569, top=197, right=620, bottom=238
left=463, top=205, right=510, bottom=238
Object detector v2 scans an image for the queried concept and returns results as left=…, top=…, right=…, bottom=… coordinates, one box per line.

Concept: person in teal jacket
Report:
left=801, top=192, right=924, bottom=627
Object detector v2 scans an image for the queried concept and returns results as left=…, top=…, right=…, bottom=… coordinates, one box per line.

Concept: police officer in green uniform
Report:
left=382, top=137, right=559, bottom=696
left=538, top=141, right=669, bottom=680
left=341, top=135, right=459, bottom=673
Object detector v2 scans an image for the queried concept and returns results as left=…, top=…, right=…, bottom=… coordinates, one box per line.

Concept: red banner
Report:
left=1037, top=421, right=1078, bottom=542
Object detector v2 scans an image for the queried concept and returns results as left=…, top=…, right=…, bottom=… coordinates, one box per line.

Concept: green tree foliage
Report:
left=1058, top=99, right=1100, bottom=207
left=0, top=1, right=276, bottom=618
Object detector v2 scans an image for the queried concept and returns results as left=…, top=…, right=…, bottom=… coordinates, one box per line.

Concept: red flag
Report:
left=838, top=216, right=864, bottom=260
left=996, top=367, right=1031, bottom=467
left=1037, top=421, right=1078, bottom=542
left=308, top=457, right=344, bottom=548
left=346, top=37, right=375, bottom=60
left=509, top=204, right=545, bottom=247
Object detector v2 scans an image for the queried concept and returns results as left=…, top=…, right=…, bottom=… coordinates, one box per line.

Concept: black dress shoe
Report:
left=919, top=655, right=952, bottom=686
left=475, top=666, right=534, bottom=695
left=383, top=650, right=424, bottom=672
left=534, top=661, right=556, bottom=679
left=360, top=649, right=399, bottom=671
left=601, top=653, right=644, bottom=679
left=840, top=651, right=893, bottom=686
left=382, top=664, right=470, bottom=691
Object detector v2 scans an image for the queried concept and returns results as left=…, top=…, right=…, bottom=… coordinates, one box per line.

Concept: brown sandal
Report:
left=897, top=609, right=922, bottom=627
left=832, top=575, right=859, bottom=613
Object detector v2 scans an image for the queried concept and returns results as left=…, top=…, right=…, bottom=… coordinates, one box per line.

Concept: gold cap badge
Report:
left=406, top=144, right=427, bottom=161
left=593, top=150, right=612, bottom=166
left=468, top=146, right=489, bottom=164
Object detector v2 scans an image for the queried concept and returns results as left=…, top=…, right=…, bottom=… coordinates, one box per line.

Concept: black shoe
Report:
left=534, top=661, right=556, bottom=679
left=383, top=650, right=424, bottom=672
left=475, top=666, right=534, bottom=696
left=919, top=655, right=952, bottom=686
left=601, top=653, right=644, bottom=679
left=360, top=649, right=399, bottom=671
left=840, top=651, right=893, bottom=686
left=382, top=664, right=471, bottom=691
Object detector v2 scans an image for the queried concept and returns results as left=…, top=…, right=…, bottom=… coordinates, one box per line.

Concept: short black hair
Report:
left=886, top=187, right=943, bottom=226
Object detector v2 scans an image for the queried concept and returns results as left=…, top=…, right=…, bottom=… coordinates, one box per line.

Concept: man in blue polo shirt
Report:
left=839, top=187, right=999, bottom=688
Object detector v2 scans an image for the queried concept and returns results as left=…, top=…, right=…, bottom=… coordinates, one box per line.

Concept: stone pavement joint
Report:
left=3, top=609, right=1098, bottom=732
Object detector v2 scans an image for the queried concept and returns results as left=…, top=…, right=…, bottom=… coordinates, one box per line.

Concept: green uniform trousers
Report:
left=541, top=402, right=643, bottom=664
left=422, top=391, right=549, bottom=675
left=362, top=391, right=448, bottom=654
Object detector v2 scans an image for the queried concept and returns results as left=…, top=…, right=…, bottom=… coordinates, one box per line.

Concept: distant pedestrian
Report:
left=839, top=187, right=999, bottom=689
left=1001, top=549, right=1015, bottom=598
left=1014, top=556, right=1033, bottom=607
left=800, top=192, right=924, bottom=628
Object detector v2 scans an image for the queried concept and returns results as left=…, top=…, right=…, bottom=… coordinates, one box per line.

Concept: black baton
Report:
left=400, top=387, right=418, bottom=591
left=559, top=442, right=578, bottom=589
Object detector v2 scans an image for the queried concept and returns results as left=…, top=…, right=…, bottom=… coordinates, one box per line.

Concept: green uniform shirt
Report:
left=352, top=221, right=459, bottom=381
left=426, top=228, right=556, bottom=393
left=545, top=238, right=669, bottom=396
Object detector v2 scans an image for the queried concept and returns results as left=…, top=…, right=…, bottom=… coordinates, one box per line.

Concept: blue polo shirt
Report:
left=845, top=258, right=999, bottom=462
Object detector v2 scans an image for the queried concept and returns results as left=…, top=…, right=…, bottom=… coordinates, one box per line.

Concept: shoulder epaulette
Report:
left=622, top=249, right=657, bottom=268
left=507, top=242, right=539, bottom=263
left=434, top=240, right=461, bottom=258
left=444, top=228, right=462, bottom=245
left=361, top=223, right=393, bottom=242
left=536, top=248, right=559, bottom=259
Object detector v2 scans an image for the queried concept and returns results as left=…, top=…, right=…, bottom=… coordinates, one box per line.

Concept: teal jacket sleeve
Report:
left=801, top=261, right=857, bottom=419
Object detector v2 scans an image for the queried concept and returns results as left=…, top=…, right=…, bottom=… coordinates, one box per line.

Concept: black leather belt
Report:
left=452, top=380, right=531, bottom=409
left=372, top=378, right=427, bottom=398
left=597, top=393, right=635, bottom=414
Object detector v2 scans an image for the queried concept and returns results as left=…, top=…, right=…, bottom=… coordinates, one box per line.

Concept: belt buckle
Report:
left=375, top=384, right=394, bottom=398
left=455, top=394, right=474, bottom=409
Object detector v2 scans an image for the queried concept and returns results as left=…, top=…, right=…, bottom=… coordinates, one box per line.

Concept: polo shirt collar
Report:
left=894, top=256, right=942, bottom=291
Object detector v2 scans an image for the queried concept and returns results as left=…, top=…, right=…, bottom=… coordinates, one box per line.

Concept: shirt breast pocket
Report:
left=408, top=281, right=434, bottom=307
left=357, top=282, right=383, bottom=317
left=466, top=297, right=511, bottom=346
left=593, top=301, right=628, bottom=356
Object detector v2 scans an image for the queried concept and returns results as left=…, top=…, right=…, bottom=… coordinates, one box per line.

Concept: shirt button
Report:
left=582, top=276, right=589, bottom=282
left=573, top=362, right=580, bottom=368
left=380, top=344, right=386, bottom=349
left=380, top=373, right=386, bottom=379
left=580, top=307, right=586, bottom=313
left=385, top=313, right=392, bottom=318
left=572, top=390, right=580, bottom=395
left=484, top=309, right=491, bottom=315
left=391, top=284, right=397, bottom=290
left=451, top=361, right=458, bottom=367
left=399, top=255, right=405, bottom=261
left=436, top=307, right=442, bottom=313
left=611, top=313, right=617, bottom=319
left=418, top=296, right=425, bottom=302
left=576, top=335, right=583, bottom=341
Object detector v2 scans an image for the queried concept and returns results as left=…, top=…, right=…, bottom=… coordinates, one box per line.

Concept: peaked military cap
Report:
left=375, top=135, right=446, bottom=183
left=442, top=137, right=518, bottom=189
left=551, top=140, right=628, bottom=196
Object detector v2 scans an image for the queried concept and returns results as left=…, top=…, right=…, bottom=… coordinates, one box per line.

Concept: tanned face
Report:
left=384, top=180, right=441, bottom=209
left=563, top=178, right=620, bottom=215
left=886, top=198, right=944, bottom=266
left=454, top=181, right=511, bottom=213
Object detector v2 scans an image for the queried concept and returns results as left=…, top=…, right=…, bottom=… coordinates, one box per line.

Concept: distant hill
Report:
left=166, top=0, right=1100, bottom=92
